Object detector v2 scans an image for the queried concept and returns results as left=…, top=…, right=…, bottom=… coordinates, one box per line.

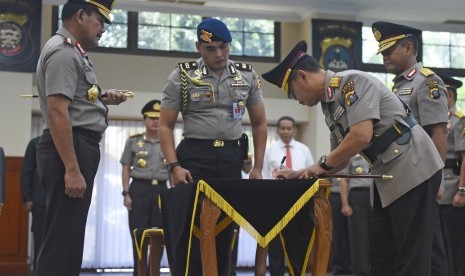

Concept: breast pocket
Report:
left=230, top=87, right=249, bottom=100
left=378, top=140, right=412, bottom=164
left=189, top=86, right=213, bottom=102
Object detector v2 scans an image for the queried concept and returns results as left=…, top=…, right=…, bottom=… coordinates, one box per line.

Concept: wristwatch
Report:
left=122, top=190, right=130, bottom=196
left=458, top=186, right=465, bottom=195
left=318, top=155, right=334, bottom=171
left=166, top=161, right=180, bottom=172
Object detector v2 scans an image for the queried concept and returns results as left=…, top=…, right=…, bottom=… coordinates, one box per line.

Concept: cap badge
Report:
left=153, top=102, right=161, bottom=111
left=373, top=28, right=382, bottom=41
left=200, top=30, right=212, bottom=43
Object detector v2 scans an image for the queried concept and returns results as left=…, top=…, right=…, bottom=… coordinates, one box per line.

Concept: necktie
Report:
left=285, top=144, right=293, bottom=169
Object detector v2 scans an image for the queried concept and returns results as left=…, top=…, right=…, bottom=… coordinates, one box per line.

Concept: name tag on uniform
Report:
left=232, top=101, right=242, bottom=119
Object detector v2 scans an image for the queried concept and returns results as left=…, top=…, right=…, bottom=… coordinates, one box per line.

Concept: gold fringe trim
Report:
left=133, top=228, right=165, bottom=261
left=185, top=183, right=202, bottom=276
left=198, top=179, right=320, bottom=248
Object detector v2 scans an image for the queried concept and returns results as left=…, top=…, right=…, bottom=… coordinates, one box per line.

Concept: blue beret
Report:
left=197, top=18, right=232, bottom=43
left=261, top=40, right=308, bottom=97
left=372, top=21, right=422, bottom=54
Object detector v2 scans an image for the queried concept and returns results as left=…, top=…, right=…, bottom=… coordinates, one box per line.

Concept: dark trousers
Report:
left=34, top=131, right=100, bottom=276
left=31, top=204, right=46, bottom=272
left=369, top=170, right=441, bottom=276
left=176, top=138, right=243, bottom=276
left=431, top=203, right=449, bottom=276
left=347, top=188, right=370, bottom=276
left=128, top=179, right=166, bottom=276
left=330, top=192, right=352, bottom=274
left=440, top=204, right=465, bottom=276
left=268, top=236, right=285, bottom=276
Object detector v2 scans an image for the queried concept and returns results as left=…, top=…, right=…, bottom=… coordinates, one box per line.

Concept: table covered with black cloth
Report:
left=161, top=178, right=328, bottom=276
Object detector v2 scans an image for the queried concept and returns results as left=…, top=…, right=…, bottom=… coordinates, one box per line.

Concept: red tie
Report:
left=285, top=144, right=293, bottom=169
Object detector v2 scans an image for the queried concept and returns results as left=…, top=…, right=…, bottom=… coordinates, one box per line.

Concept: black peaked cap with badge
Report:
left=197, top=18, right=232, bottom=43
left=436, top=73, right=463, bottom=97
left=68, top=0, right=116, bottom=24
left=141, top=100, right=161, bottom=119
left=371, top=21, right=422, bottom=54
left=261, top=40, right=309, bottom=98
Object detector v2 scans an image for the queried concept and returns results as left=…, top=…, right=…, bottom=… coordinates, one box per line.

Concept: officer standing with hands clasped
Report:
left=371, top=21, right=449, bottom=276
left=34, top=1, right=128, bottom=275
left=437, top=73, right=465, bottom=276
left=120, top=100, right=168, bottom=276
left=159, top=17, right=267, bottom=275
left=262, top=40, right=444, bottom=276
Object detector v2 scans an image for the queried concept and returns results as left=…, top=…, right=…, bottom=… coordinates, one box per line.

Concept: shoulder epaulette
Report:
left=455, top=110, right=465, bottom=119
left=178, top=61, right=198, bottom=71
left=130, top=132, right=143, bottom=138
left=329, top=76, right=342, bottom=88
left=420, top=68, right=435, bottom=77
left=63, top=37, right=74, bottom=48
left=235, top=62, right=252, bottom=71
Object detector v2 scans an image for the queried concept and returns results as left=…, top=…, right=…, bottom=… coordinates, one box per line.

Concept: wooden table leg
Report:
left=200, top=198, right=221, bottom=276
left=148, top=230, right=164, bottom=276
left=310, top=185, right=332, bottom=276
left=254, top=244, right=268, bottom=276
left=138, top=240, right=148, bottom=276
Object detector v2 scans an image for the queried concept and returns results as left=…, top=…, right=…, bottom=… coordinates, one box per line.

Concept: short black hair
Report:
left=277, top=116, right=296, bottom=128
left=289, top=55, right=322, bottom=83
left=62, top=1, right=97, bottom=22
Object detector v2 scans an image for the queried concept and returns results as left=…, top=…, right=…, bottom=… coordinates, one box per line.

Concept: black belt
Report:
left=361, top=115, right=417, bottom=163
left=72, top=127, right=102, bottom=142
left=132, top=177, right=167, bottom=186
left=183, top=138, right=240, bottom=148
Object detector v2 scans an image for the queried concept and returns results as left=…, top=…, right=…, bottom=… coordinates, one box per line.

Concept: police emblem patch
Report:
left=342, top=81, right=358, bottom=106
left=429, top=84, right=440, bottom=99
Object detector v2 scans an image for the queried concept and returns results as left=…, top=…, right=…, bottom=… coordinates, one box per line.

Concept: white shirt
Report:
left=262, top=138, right=314, bottom=179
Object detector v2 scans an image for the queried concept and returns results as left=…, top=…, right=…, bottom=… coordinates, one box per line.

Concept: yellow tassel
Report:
left=198, top=179, right=320, bottom=248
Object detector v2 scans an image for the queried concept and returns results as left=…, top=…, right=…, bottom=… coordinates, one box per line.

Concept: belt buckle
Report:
left=151, top=179, right=158, bottom=185
left=213, top=140, right=224, bottom=148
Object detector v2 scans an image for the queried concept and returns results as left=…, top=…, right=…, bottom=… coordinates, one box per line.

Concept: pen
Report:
left=280, top=156, right=286, bottom=169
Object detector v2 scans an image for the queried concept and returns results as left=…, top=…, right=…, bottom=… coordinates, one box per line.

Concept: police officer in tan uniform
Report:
left=263, top=40, right=443, bottom=276
left=159, top=18, right=267, bottom=275
left=35, top=1, right=128, bottom=275
left=372, top=21, right=449, bottom=276
left=437, top=74, right=465, bottom=276
left=120, top=100, right=168, bottom=276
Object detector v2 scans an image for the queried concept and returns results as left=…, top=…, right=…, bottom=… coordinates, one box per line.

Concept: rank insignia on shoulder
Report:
left=130, top=132, right=143, bottom=138
left=455, top=110, right=465, bottom=119
left=421, top=68, right=435, bottom=77
left=63, top=37, right=74, bottom=47
left=178, top=61, right=198, bottom=71
left=235, top=63, right=252, bottom=71
left=329, top=76, right=341, bottom=88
